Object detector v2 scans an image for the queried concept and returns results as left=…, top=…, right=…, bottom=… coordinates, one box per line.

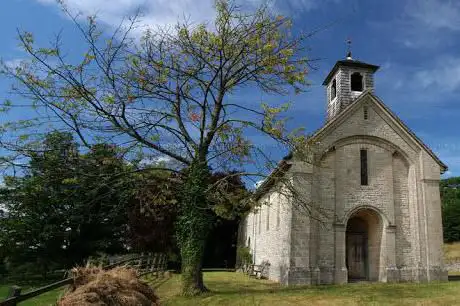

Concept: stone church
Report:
left=238, top=53, right=448, bottom=285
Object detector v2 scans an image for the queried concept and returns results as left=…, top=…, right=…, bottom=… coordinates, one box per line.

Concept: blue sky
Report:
left=1, top=0, right=460, bottom=177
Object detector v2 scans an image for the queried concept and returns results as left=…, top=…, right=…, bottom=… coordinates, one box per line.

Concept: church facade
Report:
left=238, top=54, right=448, bottom=285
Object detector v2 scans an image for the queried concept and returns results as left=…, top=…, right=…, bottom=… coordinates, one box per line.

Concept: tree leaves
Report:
left=441, top=177, right=460, bottom=242
left=0, top=132, right=132, bottom=270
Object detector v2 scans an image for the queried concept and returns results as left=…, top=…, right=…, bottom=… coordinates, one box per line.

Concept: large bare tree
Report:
left=0, top=0, right=314, bottom=295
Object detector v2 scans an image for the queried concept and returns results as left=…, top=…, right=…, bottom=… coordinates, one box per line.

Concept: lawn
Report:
left=150, top=272, right=460, bottom=306
left=1, top=272, right=460, bottom=305
left=0, top=284, right=64, bottom=306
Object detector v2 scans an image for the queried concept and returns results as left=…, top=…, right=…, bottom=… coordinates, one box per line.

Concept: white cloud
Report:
left=395, top=0, right=460, bottom=48
left=36, top=0, right=215, bottom=30
left=139, top=155, right=174, bottom=166
left=374, top=56, right=460, bottom=114
left=405, top=0, right=460, bottom=31
left=414, top=56, right=460, bottom=92
left=2, top=58, right=26, bottom=70
left=35, top=0, right=333, bottom=30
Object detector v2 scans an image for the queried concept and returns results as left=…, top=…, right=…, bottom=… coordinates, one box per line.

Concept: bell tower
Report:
left=323, top=51, right=380, bottom=121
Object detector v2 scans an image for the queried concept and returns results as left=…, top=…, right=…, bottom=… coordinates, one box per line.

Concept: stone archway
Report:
left=345, top=208, right=383, bottom=282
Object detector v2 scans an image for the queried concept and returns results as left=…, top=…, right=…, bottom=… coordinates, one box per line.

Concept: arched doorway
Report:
left=346, top=217, right=368, bottom=280
left=346, top=209, right=382, bottom=281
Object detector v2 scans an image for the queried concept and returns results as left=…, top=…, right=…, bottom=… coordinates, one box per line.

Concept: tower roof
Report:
left=322, top=59, right=380, bottom=85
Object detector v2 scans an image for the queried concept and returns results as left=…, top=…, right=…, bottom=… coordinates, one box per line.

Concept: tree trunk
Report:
left=180, top=231, right=208, bottom=295
left=176, top=161, right=213, bottom=296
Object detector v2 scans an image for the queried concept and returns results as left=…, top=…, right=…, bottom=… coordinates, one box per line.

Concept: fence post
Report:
left=5, top=285, right=22, bottom=306
left=153, top=253, right=159, bottom=278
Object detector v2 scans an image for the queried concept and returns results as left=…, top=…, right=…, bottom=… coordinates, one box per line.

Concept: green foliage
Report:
left=441, top=177, right=460, bottom=242
left=209, top=172, right=253, bottom=220
left=0, top=0, right=313, bottom=295
left=235, top=246, right=253, bottom=269
left=126, top=170, right=180, bottom=253
left=0, top=132, right=132, bottom=272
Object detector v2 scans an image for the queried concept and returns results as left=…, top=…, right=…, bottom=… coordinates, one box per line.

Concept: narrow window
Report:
left=331, top=79, right=337, bottom=100
left=276, top=197, right=281, bottom=229
left=360, top=149, right=368, bottom=185
left=247, top=237, right=251, bottom=248
left=258, top=209, right=262, bottom=234
left=351, top=72, right=363, bottom=91
left=363, top=106, right=369, bottom=120
left=266, top=205, right=270, bottom=231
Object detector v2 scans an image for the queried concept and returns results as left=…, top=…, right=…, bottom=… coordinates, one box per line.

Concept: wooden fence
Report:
left=0, top=253, right=168, bottom=306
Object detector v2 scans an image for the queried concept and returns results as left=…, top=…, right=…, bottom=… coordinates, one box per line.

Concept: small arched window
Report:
left=351, top=72, right=363, bottom=92
left=247, top=237, right=251, bottom=248
left=331, top=79, right=337, bottom=100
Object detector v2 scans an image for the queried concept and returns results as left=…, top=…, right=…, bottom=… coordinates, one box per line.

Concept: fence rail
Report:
left=0, top=253, right=167, bottom=306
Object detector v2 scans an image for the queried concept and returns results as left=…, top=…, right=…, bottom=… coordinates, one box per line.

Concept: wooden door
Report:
left=346, top=233, right=367, bottom=280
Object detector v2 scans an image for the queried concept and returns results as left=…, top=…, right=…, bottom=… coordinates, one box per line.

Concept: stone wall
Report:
left=241, top=185, right=293, bottom=283
left=446, top=262, right=460, bottom=272
left=239, top=92, right=447, bottom=285
left=393, top=154, right=414, bottom=273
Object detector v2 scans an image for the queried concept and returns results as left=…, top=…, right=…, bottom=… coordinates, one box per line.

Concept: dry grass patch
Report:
left=57, top=267, right=159, bottom=306
left=444, top=242, right=460, bottom=263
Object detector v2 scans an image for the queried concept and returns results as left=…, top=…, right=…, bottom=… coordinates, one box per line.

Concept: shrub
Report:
left=236, top=246, right=252, bottom=271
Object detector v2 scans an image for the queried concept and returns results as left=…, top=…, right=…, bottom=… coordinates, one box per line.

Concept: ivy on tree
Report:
left=0, top=0, right=312, bottom=295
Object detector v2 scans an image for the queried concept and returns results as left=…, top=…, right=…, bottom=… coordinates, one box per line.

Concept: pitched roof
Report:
left=308, top=90, right=447, bottom=172
left=253, top=158, right=292, bottom=201
left=323, top=59, right=380, bottom=85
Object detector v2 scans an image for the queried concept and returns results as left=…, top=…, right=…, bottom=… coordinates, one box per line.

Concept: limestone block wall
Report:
left=241, top=186, right=293, bottom=282
left=446, top=262, right=460, bottom=272
left=316, top=99, right=446, bottom=282
left=392, top=154, right=414, bottom=270
left=241, top=93, right=446, bottom=285
left=335, top=142, right=394, bottom=224
left=286, top=172, right=312, bottom=285
left=316, top=153, right=336, bottom=283
left=317, top=101, right=419, bottom=165
left=420, top=151, right=447, bottom=280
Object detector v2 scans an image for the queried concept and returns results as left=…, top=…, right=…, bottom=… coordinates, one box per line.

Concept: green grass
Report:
left=0, top=284, right=64, bottom=306
left=149, top=272, right=460, bottom=306
left=2, top=269, right=460, bottom=305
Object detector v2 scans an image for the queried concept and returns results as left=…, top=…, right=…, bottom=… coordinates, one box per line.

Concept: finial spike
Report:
left=346, top=38, right=352, bottom=60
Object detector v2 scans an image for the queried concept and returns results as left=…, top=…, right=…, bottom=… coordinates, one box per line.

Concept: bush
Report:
left=236, top=246, right=252, bottom=271
left=441, top=177, right=460, bottom=242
